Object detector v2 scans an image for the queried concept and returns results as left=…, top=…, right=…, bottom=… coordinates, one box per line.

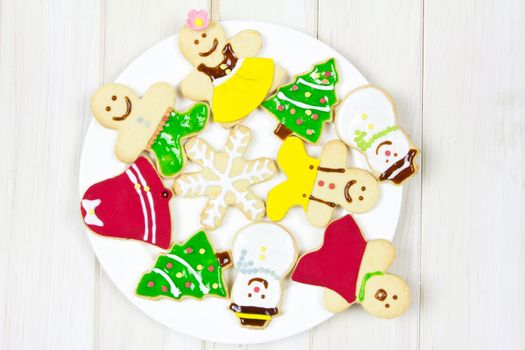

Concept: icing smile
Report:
left=199, top=38, right=218, bottom=57
left=344, top=180, right=357, bottom=203
left=112, top=96, right=132, bottom=121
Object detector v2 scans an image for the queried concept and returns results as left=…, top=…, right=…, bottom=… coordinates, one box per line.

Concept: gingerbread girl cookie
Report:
left=292, top=215, right=410, bottom=319
left=91, top=82, right=209, bottom=178
left=335, top=85, right=419, bottom=184
left=179, top=9, right=286, bottom=126
left=267, top=137, right=380, bottom=228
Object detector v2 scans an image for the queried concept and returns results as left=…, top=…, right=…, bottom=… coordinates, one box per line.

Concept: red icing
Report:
left=318, top=180, right=325, bottom=186
left=208, top=266, right=215, bottom=272
left=296, top=119, right=303, bottom=125
left=291, top=215, right=367, bottom=303
left=185, top=281, right=192, bottom=288
left=277, top=105, right=284, bottom=111
left=80, top=156, right=172, bottom=249
left=161, top=286, right=168, bottom=292
left=312, top=114, right=319, bottom=120
left=254, top=286, right=260, bottom=293
left=329, top=183, right=335, bottom=190
left=320, top=98, right=327, bottom=104
left=147, top=281, right=154, bottom=287
left=186, top=248, right=193, bottom=253
left=385, top=150, right=391, bottom=156
left=290, top=108, right=296, bottom=115
left=325, top=71, right=331, bottom=77
left=292, top=85, right=298, bottom=91
left=166, top=262, right=173, bottom=269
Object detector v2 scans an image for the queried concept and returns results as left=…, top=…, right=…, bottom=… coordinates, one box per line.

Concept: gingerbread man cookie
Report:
left=267, top=137, right=380, bottom=228
left=173, top=125, right=278, bottom=230
left=91, top=82, right=209, bottom=178
left=335, top=85, right=419, bottom=184
left=229, top=222, right=297, bottom=329
left=179, top=9, right=286, bottom=126
left=292, top=215, right=410, bottom=319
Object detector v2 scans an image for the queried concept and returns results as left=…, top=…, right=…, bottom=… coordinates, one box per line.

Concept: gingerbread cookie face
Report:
left=136, top=230, right=232, bottom=301
left=173, top=126, right=278, bottom=230
left=267, top=137, right=380, bottom=228
left=179, top=10, right=285, bottom=126
left=80, top=156, right=173, bottom=249
left=291, top=215, right=410, bottom=319
left=91, top=82, right=209, bottom=178
left=229, top=222, right=297, bottom=329
left=336, top=85, right=419, bottom=185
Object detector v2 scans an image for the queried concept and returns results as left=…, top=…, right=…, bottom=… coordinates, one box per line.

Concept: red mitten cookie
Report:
left=80, top=156, right=173, bottom=249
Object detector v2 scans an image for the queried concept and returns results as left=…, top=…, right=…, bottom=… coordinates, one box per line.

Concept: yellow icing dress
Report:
left=197, top=43, right=274, bottom=124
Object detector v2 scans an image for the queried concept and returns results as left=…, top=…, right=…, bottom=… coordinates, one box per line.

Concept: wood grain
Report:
left=421, top=0, right=525, bottom=348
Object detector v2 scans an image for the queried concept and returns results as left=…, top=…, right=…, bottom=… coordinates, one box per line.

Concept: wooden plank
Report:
left=421, top=0, right=525, bottom=348
left=95, top=1, right=207, bottom=349
left=315, top=0, right=423, bottom=349
left=0, top=0, right=102, bottom=348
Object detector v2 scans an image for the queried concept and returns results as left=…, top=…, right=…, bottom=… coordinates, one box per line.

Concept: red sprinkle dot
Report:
left=254, top=287, right=260, bottom=293
left=312, top=114, right=319, bottom=120
left=208, top=266, right=215, bottom=272
left=147, top=281, right=154, bottom=288
left=185, top=281, right=192, bottom=288
left=161, top=286, right=168, bottom=292
left=185, top=248, right=193, bottom=253
left=166, top=262, right=173, bottom=269
left=322, top=79, right=329, bottom=84
left=385, top=150, right=391, bottom=156
left=325, top=71, right=331, bottom=77
left=290, top=108, right=296, bottom=115
left=320, top=98, right=327, bottom=104
left=291, top=85, right=299, bottom=91
left=318, top=180, right=325, bottom=186
left=277, top=105, right=284, bottom=111
left=296, top=119, right=303, bottom=125
left=329, top=183, right=335, bottom=190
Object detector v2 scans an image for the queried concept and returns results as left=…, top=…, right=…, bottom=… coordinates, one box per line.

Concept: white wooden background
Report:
left=1, top=0, right=524, bottom=348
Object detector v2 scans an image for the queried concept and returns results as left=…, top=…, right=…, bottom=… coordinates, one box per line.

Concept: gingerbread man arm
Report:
left=115, top=133, right=145, bottom=164
left=180, top=70, right=214, bottom=102
left=360, top=240, right=397, bottom=273
left=323, top=288, right=354, bottom=313
left=142, top=82, right=176, bottom=107
left=229, top=30, right=262, bottom=58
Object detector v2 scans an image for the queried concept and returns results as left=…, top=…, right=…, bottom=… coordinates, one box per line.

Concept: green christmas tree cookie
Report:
left=136, top=230, right=232, bottom=301
left=262, top=58, right=339, bottom=144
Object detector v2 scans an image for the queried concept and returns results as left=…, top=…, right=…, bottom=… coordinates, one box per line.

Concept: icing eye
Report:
left=385, top=303, right=390, bottom=308
left=105, top=106, right=111, bottom=111
left=393, top=295, right=398, bottom=300
left=375, top=289, right=387, bottom=301
left=194, top=39, right=199, bottom=45
left=111, top=95, right=117, bottom=101
left=394, top=153, right=398, bottom=157
left=201, top=33, right=207, bottom=38
left=361, top=186, right=366, bottom=191
left=261, top=295, right=265, bottom=299
left=248, top=293, right=252, bottom=298
left=358, top=196, right=364, bottom=201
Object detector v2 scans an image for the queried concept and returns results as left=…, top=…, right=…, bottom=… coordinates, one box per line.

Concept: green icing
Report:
left=150, top=103, right=208, bottom=177
left=262, top=58, right=339, bottom=143
left=136, top=230, right=228, bottom=300
left=353, top=125, right=399, bottom=152
left=358, top=270, right=384, bottom=303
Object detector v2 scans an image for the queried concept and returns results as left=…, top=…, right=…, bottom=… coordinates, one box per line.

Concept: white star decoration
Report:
left=173, top=125, right=277, bottom=230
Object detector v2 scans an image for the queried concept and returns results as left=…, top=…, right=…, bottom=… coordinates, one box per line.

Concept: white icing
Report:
left=212, top=58, right=244, bottom=87
left=152, top=268, right=181, bottom=298
left=276, top=92, right=331, bottom=112
left=82, top=199, right=104, bottom=226
left=164, top=253, right=210, bottom=294
left=174, top=126, right=276, bottom=229
left=125, top=169, right=149, bottom=242
left=230, top=223, right=297, bottom=308
left=297, top=78, right=334, bottom=91
left=132, top=164, right=157, bottom=245
left=336, top=86, right=413, bottom=174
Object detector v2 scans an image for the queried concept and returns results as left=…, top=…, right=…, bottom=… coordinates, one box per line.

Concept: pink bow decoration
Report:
left=82, top=199, right=104, bottom=227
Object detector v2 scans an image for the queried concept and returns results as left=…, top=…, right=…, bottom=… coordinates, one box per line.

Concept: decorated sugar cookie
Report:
left=292, top=215, right=410, bottom=319
left=335, top=85, right=419, bottom=184
left=262, top=58, right=339, bottom=143
left=80, top=156, right=173, bottom=249
left=136, top=230, right=232, bottom=301
left=229, top=222, right=297, bottom=329
left=91, top=82, right=209, bottom=178
left=179, top=9, right=286, bottom=126
left=267, top=137, right=380, bottom=228
left=173, top=125, right=278, bottom=230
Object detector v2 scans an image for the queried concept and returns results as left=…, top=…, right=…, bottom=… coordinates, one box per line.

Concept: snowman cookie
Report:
left=91, top=82, right=209, bottom=178
left=335, top=85, right=419, bottom=184
left=229, top=222, right=297, bottom=329
left=292, top=215, right=410, bottom=319
left=179, top=9, right=286, bottom=126
left=267, top=137, right=380, bottom=228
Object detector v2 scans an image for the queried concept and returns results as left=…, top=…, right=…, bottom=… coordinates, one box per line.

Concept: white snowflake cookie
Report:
left=173, top=125, right=278, bottom=230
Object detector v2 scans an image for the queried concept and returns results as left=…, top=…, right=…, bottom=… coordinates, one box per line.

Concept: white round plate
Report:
left=79, top=20, right=402, bottom=344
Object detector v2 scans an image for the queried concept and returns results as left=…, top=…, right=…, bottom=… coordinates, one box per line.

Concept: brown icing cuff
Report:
left=274, top=123, right=293, bottom=140
left=379, top=148, right=418, bottom=184
left=215, top=251, right=232, bottom=267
